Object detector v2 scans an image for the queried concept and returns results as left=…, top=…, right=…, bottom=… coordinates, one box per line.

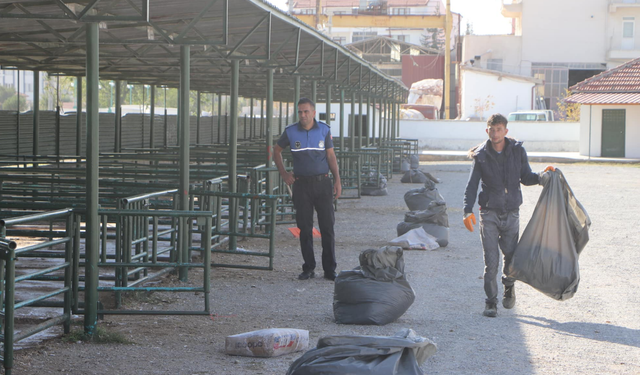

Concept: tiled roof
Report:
left=293, top=0, right=430, bottom=8
left=569, top=58, right=640, bottom=93
left=564, top=93, right=640, bottom=105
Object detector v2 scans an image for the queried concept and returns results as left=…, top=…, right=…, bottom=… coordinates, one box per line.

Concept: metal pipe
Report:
left=350, top=91, right=355, bottom=151
left=84, top=22, right=100, bottom=337
left=33, top=70, right=40, bottom=158
left=196, top=91, right=201, bottom=145
left=75, top=76, right=82, bottom=159
left=266, top=68, right=273, bottom=166
left=294, top=77, right=300, bottom=107
left=325, top=84, right=331, bottom=127
left=228, top=59, right=240, bottom=250
left=115, top=80, right=121, bottom=152
left=179, top=45, right=191, bottom=281
left=150, top=85, right=155, bottom=148
left=340, top=89, right=345, bottom=150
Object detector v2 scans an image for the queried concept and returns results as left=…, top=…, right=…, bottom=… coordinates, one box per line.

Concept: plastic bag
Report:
left=404, top=200, right=449, bottom=227
left=397, top=221, right=449, bottom=248
left=389, top=227, right=440, bottom=250
left=401, top=169, right=428, bottom=183
left=404, top=186, right=444, bottom=211
left=410, top=154, right=420, bottom=169
left=506, top=169, right=591, bottom=301
left=333, top=247, right=415, bottom=325
left=362, top=172, right=388, bottom=196
left=286, top=328, right=437, bottom=375
left=401, top=157, right=411, bottom=172
left=225, top=328, right=309, bottom=357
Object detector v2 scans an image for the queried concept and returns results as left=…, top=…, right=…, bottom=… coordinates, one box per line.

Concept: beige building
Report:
left=462, top=0, right=640, bottom=112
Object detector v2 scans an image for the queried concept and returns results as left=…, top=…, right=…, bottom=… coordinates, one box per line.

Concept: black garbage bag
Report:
left=396, top=222, right=448, bottom=248
left=506, top=169, right=591, bottom=301
left=362, top=173, right=388, bottom=196
left=286, top=328, right=437, bottom=375
left=401, top=169, right=428, bottom=183
left=404, top=200, right=449, bottom=227
left=334, top=247, right=415, bottom=325
left=404, top=187, right=444, bottom=211
left=401, top=157, right=411, bottom=172
left=410, top=154, right=420, bottom=169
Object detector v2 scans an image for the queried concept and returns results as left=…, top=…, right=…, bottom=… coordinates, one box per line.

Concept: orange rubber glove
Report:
left=544, top=165, right=555, bottom=172
left=463, top=213, right=476, bottom=232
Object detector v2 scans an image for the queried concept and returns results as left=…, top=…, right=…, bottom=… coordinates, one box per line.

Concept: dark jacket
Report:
left=464, top=138, right=539, bottom=214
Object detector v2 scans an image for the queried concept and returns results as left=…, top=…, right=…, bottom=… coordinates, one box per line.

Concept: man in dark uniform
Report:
left=463, top=113, right=554, bottom=317
left=273, top=97, right=342, bottom=281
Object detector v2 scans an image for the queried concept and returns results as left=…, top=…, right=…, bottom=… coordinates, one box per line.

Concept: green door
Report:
left=601, top=109, right=626, bottom=157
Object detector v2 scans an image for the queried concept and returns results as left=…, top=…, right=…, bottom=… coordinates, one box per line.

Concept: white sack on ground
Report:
left=225, top=328, right=309, bottom=357
left=389, top=227, right=440, bottom=250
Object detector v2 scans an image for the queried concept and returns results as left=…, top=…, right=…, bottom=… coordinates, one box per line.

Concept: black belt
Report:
left=295, top=174, right=329, bottom=182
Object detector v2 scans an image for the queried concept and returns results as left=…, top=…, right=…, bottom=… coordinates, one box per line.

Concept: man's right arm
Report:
left=463, top=159, right=481, bottom=214
left=273, top=144, right=295, bottom=186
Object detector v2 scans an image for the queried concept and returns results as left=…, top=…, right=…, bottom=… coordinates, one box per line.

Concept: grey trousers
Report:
left=479, top=209, right=519, bottom=304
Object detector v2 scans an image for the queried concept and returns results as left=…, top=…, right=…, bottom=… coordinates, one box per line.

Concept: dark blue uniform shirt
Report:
left=277, top=119, right=334, bottom=177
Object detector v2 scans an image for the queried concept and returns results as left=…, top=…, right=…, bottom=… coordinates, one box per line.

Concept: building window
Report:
left=391, top=8, right=410, bottom=15
left=352, top=31, right=377, bottom=42
left=623, top=17, right=635, bottom=38
left=333, top=36, right=346, bottom=44
left=334, top=11, right=347, bottom=15
left=487, top=59, right=503, bottom=72
left=300, top=9, right=316, bottom=15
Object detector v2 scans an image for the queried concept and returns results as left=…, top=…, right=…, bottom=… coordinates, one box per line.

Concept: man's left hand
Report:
left=333, top=181, right=342, bottom=200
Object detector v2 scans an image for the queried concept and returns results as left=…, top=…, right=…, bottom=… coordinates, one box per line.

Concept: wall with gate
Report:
left=399, top=119, right=580, bottom=152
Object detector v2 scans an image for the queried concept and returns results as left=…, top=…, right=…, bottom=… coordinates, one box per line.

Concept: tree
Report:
left=556, top=89, right=580, bottom=122
left=473, top=95, right=495, bottom=121
left=465, top=22, right=474, bottom=36
left=0, top=85, right=14, bottom=106
left=2, top=93, right=31, bottom=111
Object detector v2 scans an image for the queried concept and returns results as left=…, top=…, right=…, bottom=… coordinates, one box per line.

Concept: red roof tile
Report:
left=564, top=92, right=640, bottom=104
left=569, top=58, right=640, bottom=93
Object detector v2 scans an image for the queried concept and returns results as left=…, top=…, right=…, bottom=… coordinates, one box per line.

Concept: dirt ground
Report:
left=9, top=161, right=640, bottom=375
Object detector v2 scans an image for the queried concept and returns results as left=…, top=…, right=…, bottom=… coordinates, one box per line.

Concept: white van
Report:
left=507, top=110, right=554, bottom=122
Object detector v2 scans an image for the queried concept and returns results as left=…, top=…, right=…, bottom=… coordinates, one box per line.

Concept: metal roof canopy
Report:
left=0, top=0, right=407, bottom=102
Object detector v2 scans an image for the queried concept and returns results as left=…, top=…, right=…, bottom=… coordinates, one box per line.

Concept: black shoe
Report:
left=298, top=270, right=315, bottom=280
left=483, top=302, right=497, bottom=317
left=503, top=285, right=516, bottom=309
left=324, top=272, right=337, bottom=281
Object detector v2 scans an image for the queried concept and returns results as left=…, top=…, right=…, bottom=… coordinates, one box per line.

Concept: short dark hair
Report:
left=297, top=97, right=315, bottom=109
left=487, top=113, right=508, bottom=127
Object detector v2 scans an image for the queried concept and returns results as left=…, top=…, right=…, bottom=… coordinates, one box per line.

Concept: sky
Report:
left=267, top=0, right=513, bottom=35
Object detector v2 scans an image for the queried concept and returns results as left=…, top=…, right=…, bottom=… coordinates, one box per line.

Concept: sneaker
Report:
left=324, top=272, right=337, bottom=281
left=503, top=285, right=516, bottom=309
left=298, top=270, right=315, bottom=280
left=483, top=302, right=497, bottom=317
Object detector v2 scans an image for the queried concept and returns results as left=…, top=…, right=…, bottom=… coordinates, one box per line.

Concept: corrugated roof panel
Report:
left=564, top=92, right=640, bottom=104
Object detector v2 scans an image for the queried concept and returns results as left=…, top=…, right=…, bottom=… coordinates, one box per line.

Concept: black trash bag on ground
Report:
left=401, top=169, right=428, bottom=183
left=362, top=173, right=388, bottom=196
left=404, top=187, right=444, bottom=211
left=396, top=222, right=448, bottom=248
left=333, top=247, right=415, bottom=325
left=401, top=157, right=411, bottom=172
left=506, top=169, right=591, bottom=301
left=410, top=154, right=420, bottom=169
left=404, top=200, right=449, bottom=227
left=286, top=328, right=437, bottom=375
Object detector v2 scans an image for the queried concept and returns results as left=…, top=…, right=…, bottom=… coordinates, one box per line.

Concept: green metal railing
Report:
left=0, top=209, right=74, bottom=375
left=335, top=152, right=362, bottom=199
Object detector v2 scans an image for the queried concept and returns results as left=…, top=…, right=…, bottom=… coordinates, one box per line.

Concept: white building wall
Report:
left=399, top=119, right=579, bottom=152
left=461, top=35, right=523, bottom=75
left=579, top=104, right=640, bottom=158
left=521, top=0, right=607, bottom=64
left=460, top=69, right=536, bottom=120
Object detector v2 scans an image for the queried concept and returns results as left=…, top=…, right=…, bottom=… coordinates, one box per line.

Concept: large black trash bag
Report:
left=401, top=169, right=428, bottom=183
left=404, top=186, right=444, bottom=211
left=404, top=200, right=449, bottom=227
left=396, top=222, right=448, bottom=248
left=401, top=157, right=411, bottom=172
left=410, top=154, right=420, bottom=169
left=333, top=247, right=415, bottom=325
left=362, top=172, right=388, bottom=196
left=506, top=169, right=591, bottom=301
left=286, top=328, right=437, bottom=375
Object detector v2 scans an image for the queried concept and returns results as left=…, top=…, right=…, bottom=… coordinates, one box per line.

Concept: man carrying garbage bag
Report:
left=462, top=113, right=554, bottom=318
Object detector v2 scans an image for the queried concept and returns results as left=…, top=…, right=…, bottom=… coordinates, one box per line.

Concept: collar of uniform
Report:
left=296, top=119, right=319, bottom=131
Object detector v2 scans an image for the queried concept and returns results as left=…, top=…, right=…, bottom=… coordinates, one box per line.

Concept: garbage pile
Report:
left=397, top=178, right=449, bottom=247
left=333, top=246, right=415, bottom=325
left=286, top=328, right=437, bottom=375
left=361, top=171, right=388, bottom=196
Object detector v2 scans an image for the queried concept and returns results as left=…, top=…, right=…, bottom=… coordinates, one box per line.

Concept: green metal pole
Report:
left=294, top=76, right=300, bottom=108
left=378, top=93, right=383, bottom=146
left=325, top=84, right=331, bottom=127
left=84, top=22, right=100, bottom=337
left=358, top=93, right=363, bottom=149
left=179, top=45, right=191, bottom=281
left=32, top=70, right=39, bottom=158
left=76, top=76, right=82, bottom=158
left=366, top=94, right=371, bottom=147
left=114, top=81, right=121, bottom=152
left=217, top=93, right=222, bottom=143
left=196, top=91, right=201, bottom=145
left=150, top=85, right=155, bottom=148
left=350, top=91, right=355, bottom=151
left=339, top=88, right=344, bottom=151
left=250, top=97, right=254, bottom=139
left=311, top=80, right=316, bottom=103
left=279, top=102, right=283, bottom=133
left=266, top=68, right=273, bottom=166
left=371, top=95, right=376, bottom=147
left=229, top=59, right=240, bottom=251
